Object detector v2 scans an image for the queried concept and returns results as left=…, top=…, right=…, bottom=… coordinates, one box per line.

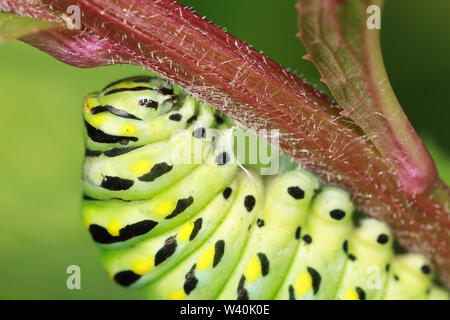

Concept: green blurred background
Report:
left=0, top=0, right=449, bottom=299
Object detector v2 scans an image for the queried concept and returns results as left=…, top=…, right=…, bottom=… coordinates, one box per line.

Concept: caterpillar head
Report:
left=83, top=76, right=195, bottom=151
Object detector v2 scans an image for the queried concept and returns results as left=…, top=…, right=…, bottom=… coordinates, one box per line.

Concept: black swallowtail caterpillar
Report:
left=82, top=76, right=448, bottom=300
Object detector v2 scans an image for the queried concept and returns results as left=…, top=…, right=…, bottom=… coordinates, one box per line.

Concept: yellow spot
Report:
left=197, top=246, right=215, bottom=271
left=122, top=123, right=137, bottom=135
left=106, top=220, right=122, bottom=237
left=131, top=160, right=152, bottom=176
left=343, top=289, right=360, bottom=300
left=90, top=114, right=106, bottom=126
left=169, top=289, right=186, bottom=300
left=245, top=257, right=261, bottom=282
left=178, top=222, right=195, bottom=242
left=155, top=200, right=176, bottom=217
left=294, top=271, right=312, bottom=297
left=131, top=256, right=155, bottom=275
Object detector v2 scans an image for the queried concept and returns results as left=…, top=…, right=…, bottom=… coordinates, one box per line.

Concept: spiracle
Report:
left=81, top=76, right=447, bottom=300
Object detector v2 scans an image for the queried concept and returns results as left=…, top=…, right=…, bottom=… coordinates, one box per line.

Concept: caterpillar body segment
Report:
left=81, top=76, right=447, bottom=300
left=101, top=178, right=239, bottom=288
left=83, top=100, right=218, bottom=201
left=217, top=170, right=320, bottom=300
left=383, top=254, right=434, bottom=300
left=142, top=171, right=263, bottom=300
left=83, top=139, right=200, bottom=201
left=275, top=187, right=355, bottom=300
left=334, top=219, right=393, bottom=300
left=83, top=160, right=237, bottom=249
left=84, top=85, right=193, bottom=152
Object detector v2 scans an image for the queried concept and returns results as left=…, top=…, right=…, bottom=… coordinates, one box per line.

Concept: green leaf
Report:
left=0, top=13, right=61, bottom=44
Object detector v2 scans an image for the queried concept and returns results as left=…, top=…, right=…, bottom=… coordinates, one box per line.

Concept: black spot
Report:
left=91, top=105, right=142, bottom=120
left=342, top=240, right=348, bottom=253
left=385, top=264, right=390, bottom=272
left=119, top=139, right=131, bottom=145
left=90, top=106, right=108, bottom=114
left=393, top=274, right=400, bottom=281
left=89, top=220, right=158, bottom=244
left=330, top=209, right=346, bottom=220
left=159, top=87, right=174, bottom=95
left=288, top=285, right=295, bottom=300
left=213, top=240, right=225, bottom=267
left=222, top=187, right=232, bottom=199
left=103, top=86, right=154, bottom=96
left=215, top=115, right=224, bottom=124
left=215, top=152, right=230, bottom=165
left=377, top=234, right=389, bottom=244
left=165, top=196, right=194, bottom=219
left=257, top=253, right=270, bottom=276
left=84, top=120, right=138, bottom=144
left=186, top=115, right=198, bottom=125
left=138, top=162, right=173, bottom=182
left=131, top=76, right=152, bottom=84
left=421, top=265, right=431, bottom=275
left=257, top=219, right=265, bottom=228
left=114, top=270, right=141, bottom=287
left=356, top=287, right=366, bottom=300
left=192, top=127, right=206, bottom=139
left=101, top=175, right=134, bottom=191
left=244, top=195, right=256, bottom=212
left=287, top=186, right=305, bottom=199
left=139, top=98, right=158, bottom=109
left=169, top=113, right=182, bottom=121
left=102, top=76, right=152, bottom=91
left=295, top=226, right=301, bottom=239
left=103, top=146, right=142, bottom=157
left=348, top=254, right=357, bottom=261
left=303, top=234, right=312, bottom=244
left=83, top=194, right=100, bottom=201
left=183, top=264, right=198, bottom=295
left=307, top=267, right=322, bottom=295
left=189, top=218, right=203, bottom=241
left=185, top=264, right=196, bottom=279
left=237, top=275, right=249, bottom=300
left=85, top=149, right=102, bottom=157
left=155, top=236, right=177, bottom=266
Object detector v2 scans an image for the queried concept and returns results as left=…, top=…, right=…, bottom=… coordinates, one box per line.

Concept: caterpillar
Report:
left=81, top=76, right=448, bottom=300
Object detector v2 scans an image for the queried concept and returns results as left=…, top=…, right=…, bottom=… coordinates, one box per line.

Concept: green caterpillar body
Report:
left=82, top=76, right=447, bottom=300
